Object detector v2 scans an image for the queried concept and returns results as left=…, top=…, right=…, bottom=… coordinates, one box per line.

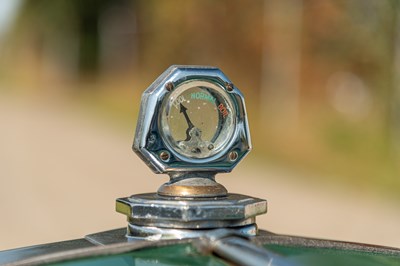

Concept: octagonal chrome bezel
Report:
left=133, top=65, right=251, bottom=174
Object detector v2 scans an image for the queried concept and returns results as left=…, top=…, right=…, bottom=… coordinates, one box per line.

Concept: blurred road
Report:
left=1, top=92, right=400, bottom=250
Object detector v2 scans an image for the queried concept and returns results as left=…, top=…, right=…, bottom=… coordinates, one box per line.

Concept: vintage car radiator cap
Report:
left=116, top=65, right=267, bottom=240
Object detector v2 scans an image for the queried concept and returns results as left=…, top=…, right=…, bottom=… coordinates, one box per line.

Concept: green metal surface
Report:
left=265, top=244, right=400, bottom=266
left=44, top=242, right=400, bottom=266
left=48, top=244, right=227, bottom=266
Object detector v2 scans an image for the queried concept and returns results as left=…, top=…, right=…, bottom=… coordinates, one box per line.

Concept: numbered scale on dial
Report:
left=160, top=80, right=235, bottom=160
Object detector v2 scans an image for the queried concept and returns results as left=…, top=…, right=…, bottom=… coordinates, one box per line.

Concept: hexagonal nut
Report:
left=132, top=65, right=252, bottom=174
left=116, top=193, right=267, bottom=226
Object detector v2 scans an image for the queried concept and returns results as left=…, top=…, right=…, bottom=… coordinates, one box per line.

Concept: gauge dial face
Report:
left=160, top=80, right=235, bottom=160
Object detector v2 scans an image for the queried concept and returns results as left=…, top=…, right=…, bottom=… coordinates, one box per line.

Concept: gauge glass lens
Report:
left=160, top=81, right=235, bottom=159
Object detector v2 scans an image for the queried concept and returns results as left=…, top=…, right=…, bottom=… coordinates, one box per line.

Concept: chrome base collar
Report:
left=116, top=193, right=267, bottom=239
left=116, top=193, right=267, bottom=228
left=127, top=224, right=258, bottom=241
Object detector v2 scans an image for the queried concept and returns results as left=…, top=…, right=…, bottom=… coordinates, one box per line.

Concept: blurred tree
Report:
left=388, top=0, right=400, bottom=156
left=74, top=0, right=107, bottom=75
left=261, top=0, right=303, bottom=131
left=7, top=0, right=137, bottom=81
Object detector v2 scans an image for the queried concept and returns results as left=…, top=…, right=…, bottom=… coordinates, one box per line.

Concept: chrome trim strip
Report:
left=0, top=239, right=94, bottom=266
left=3, top=239, right=192, bottom=266
left=255, top=230, right=400, bottom=256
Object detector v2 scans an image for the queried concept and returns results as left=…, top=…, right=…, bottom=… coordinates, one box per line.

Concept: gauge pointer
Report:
left=180, top=103, right=195, bottom=141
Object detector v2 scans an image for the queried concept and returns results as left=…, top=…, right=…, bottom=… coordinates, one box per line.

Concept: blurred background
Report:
left=1, top=0, right=400, bottom=250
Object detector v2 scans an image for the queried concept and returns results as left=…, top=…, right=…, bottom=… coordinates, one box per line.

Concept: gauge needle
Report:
left=180, top=103, right=195, bottom=141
